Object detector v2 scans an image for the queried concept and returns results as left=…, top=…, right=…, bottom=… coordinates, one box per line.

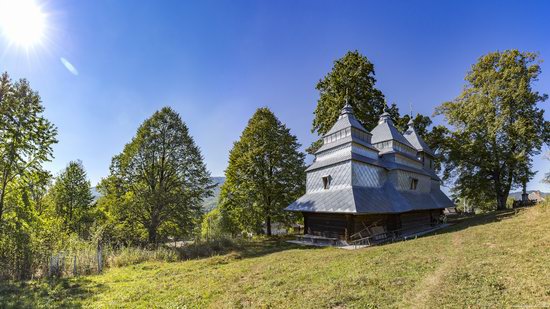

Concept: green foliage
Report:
left=219, top=107, right=306, bottom=235
left=309, top=51, right=438, bottom=155
left=0, top=72, right=59, bottom=280
left=99, top=107, right=212, bottom=245
left=200, top=207, right=236, bottom=240
left=436, top=50, right=549, bottom=210
left=506, top=197, right=515, bottom=209
left=313, top=50, right=385, bottom=136
left=50, top=160, right=95, bottom=238
left=0, top=72, right=57, bottom=224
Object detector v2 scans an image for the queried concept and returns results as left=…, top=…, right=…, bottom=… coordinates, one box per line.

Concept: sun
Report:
left=0, top=0, right=47, bottom=48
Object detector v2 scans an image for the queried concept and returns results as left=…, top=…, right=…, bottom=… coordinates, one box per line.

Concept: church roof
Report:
left=324, top=103, right=369, bottom=137
left=285, top=183, right=453, bottom=214
left=403, top=118, right=435, bottom=157
left=306, top=151, right=440, bottom=180
left=370, top=111, right=415, bottom=148
left=316, top=133, right=378, bottom=154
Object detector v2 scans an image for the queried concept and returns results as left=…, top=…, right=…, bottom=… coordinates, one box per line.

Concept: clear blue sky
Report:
left=2, top=0, right=549, bottom=192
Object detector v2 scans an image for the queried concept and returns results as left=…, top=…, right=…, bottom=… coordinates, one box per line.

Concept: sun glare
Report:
left=0, top=0, right=47, bottom=48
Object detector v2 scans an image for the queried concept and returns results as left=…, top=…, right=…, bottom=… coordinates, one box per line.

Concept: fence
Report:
left=47, top=241, right=104, bottom=278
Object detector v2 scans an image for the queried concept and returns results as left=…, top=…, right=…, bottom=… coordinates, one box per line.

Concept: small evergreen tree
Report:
left=219, top=108, right=306, bottom=236
left=50, top=160, right=94, bottom=238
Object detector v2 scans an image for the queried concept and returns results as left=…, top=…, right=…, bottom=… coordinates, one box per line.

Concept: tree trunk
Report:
left=148, top=225, right=158, bottom=246
left=494, top=172, right=506, bottom=210
left=496, top=192, right=507, bottom=210
left=265, top=214, right=272, bottom=236
left=0, top=184, right=6, bottom=225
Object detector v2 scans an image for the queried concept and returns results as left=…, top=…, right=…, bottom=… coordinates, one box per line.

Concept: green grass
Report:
left=2, top=205, right=549, bottom=308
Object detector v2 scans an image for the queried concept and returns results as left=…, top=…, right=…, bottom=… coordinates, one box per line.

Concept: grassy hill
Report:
left=2, top=205, right=549, bottom=308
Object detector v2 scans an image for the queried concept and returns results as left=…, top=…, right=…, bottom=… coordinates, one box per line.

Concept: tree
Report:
left=50, top=160, right=94, bottom=237
left=219, top=108, right=306, bottom=235
left=308, top=51, right=385, bottom=153
left=436, top=50, right=549, bottom=210
left=102, top=107, right=212, bottom=245
left=309, top=51, right=439, bottom=154
left=0, top=72, right=57, bottom=225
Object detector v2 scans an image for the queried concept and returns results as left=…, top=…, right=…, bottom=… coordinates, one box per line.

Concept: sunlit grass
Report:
left=2, top=204, right=549, bottom=308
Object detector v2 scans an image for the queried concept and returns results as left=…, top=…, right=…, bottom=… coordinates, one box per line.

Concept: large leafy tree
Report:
left=50, top=160, right=94, bottom=237
left=309, top=51, right=438, bottom=154
left=101, top=107, right=212, bottom=245
left=0, top=72, right=57, bottom=225
left=220, top=108, right=306, bottom=235
left=311, top=51, right=385, bottom=150
left=436, top=50, right=549, bottom=210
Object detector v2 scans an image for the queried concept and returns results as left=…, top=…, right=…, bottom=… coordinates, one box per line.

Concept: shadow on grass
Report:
left=0, top=277, right=105, bottom=308
left=426, top=209, right=520, bottom=238
left=177, top=236, right=323, bottom=262
left=237, top=237, right=324, bottom=258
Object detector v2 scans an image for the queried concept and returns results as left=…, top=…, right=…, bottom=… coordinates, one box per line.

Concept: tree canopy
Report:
left=309, top=51, right=437, bottom=154
left=436, top=50, right=549, bottom=210
left=0, top=72, right=59, bottom=280
left=99, top=107, right=212, bottom=245
left=50, top=160, right=94, bottom=238
left=0, top=72, right=57, bottom=224
left=312, top=51, right=385, bottom=136
left=219, top=107, right=306, bottom=235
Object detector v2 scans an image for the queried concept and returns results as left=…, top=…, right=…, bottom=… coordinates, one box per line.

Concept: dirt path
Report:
left=399, top=233, right=463, bottom=308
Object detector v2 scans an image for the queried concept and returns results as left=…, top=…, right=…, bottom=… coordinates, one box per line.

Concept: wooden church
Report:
left=286, top=103, right=454, bottom=244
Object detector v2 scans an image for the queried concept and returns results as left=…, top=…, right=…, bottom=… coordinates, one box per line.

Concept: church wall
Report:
left=306, top=162, right=351, bottom=193
left=419, top=153, right=435, bottom=170
left=351, top=144, right=378, bottom=159
left=303, top=211, right=439, bottom=240
left=393, top=153, right=423, bottom=169
left=316, top=144, right=351, bottom=162
left=431, top=179, right=442, bottom=191
left=391, top=170, right=431, bottom=193
left=351, top=161, right=387, bottom=188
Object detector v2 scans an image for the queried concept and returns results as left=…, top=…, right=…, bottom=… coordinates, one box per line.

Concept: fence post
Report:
left=97, top=240, right=103, bottom=274
left=73, top=255, right=77, bottom=277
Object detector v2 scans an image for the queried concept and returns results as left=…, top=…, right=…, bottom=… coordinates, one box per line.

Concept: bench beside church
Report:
left=285, top=103, right=454, bottom=243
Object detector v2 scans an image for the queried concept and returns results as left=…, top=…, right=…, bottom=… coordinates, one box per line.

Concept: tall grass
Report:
left=107, top=246, right=178, bottom=268
left=41, top=237, right=242, bottom=278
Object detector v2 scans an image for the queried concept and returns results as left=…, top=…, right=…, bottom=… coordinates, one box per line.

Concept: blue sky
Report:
left=1, top=0, right=549, bottom=192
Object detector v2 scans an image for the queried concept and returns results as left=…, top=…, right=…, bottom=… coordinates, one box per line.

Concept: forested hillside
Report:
left=202, top=177, right=225, bottom=211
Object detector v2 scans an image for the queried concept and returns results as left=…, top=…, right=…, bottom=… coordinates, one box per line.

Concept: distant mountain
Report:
left=509, top=190, right=548, bottom=201
left=91, top=187, right=101, bottom=202
left=202, top=177, right=225, bottom=212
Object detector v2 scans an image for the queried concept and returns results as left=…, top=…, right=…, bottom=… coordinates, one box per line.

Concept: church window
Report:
left=410, top=178, right=418, bottom=190
left=322, top=175, right=331, bottom=189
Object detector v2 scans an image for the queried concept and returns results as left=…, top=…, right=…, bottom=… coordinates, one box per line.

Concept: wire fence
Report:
left=47, top=242, right=105, bottom=278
